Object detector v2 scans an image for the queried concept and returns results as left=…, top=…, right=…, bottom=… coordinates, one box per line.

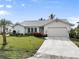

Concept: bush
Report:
left=15, top=33, right=24, bottom=36
left=76, top=32, right=79, bottom=39
left=25, top=33, right=32, bottom=36
left=69, top=29, right=76, bottom=38
left=10, top=33, right=24, bottom=36
left=43, top=34, right=48, bottom=37
left=75, top=29, right=79, bottom=39
left=9, top=33, right=14, bottom=36
left=32, top=32, right=47, bottom=37
left=9, top=32, right=47, bottom=37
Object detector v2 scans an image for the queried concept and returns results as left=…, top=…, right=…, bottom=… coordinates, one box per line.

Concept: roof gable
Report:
left=17, top=19, right=73, bottom=27
left=44, top=19, right=74, bottom=26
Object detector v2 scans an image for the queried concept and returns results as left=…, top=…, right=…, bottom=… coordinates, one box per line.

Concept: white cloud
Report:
left=68, top=17, right=79, bottom=28
left=0, top=10, right=10, bottom=16
left=6, top=5, right=12, bottom=8
left=0, top=5, right=4, bottom=8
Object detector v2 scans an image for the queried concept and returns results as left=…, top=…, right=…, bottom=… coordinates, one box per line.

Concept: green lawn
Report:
left=0, top=36, right=44, bottom=59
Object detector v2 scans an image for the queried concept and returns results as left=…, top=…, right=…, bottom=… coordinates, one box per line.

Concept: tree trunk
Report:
left=2, top=25, right=7, bottom=45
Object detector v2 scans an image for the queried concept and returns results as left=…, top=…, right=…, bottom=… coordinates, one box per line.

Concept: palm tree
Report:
left=0, top=19, right=12, bottom=45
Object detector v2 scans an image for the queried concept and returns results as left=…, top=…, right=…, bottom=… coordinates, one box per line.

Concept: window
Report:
left=28, top=28, right=37, bottom=33
left=35, top=28, right=37, bottom=32
left=28, top=28, right=30, bottom=33
left=39, top=27, right=44, bottom=32
left=31, top=28, right=33, bottom=33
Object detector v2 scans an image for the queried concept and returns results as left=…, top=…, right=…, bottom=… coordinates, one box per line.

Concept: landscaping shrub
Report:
left=24, top=33, right=32, bottom=36
left=15, top=33, right=24, bottom=36
left=10, top=33, right=24, bottom=36
left=43, top=34, right=48, bottom=37
left=9, top=33, right=14, bottom=36
left=69, top=29, right=76, bottom=38
left=75, top=29, right=79, bottom=39
left=9, top=32, right=47, bottom=37
left=76, top=32, right=79, bottom=39
left=32, top=32, right=47, bottom=37
left=32, top=32, right=42, bottom=37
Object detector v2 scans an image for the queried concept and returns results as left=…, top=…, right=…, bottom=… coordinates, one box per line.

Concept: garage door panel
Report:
left=47, top=27, right=69, bottom=37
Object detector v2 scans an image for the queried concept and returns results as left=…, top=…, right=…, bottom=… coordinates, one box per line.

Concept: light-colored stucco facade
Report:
left=44, top=21, right=71, bottom=34
left=0, top=19, right=73, bottom=35
left=11, top=19, right=73, bottom=35
left=13, top=25, right=40, bottom=34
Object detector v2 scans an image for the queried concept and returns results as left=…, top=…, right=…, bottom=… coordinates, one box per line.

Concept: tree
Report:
left=69, top=29, right=76, bottom=38
left=0, top=19, right=12, bottom=45
left=49, top=14, right=55, bottom=19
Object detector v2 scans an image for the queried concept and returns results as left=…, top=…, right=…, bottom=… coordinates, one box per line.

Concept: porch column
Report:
left=37, top=27, right=39, bottom=33
left=24, top=27, right=28, bottom=34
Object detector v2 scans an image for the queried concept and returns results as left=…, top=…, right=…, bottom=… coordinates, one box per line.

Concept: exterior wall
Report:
left=6, top=26, right=13, bottom=33
left=0, top=26, right=13, bottom=34
left=14, top=25, right=25, bottom=34
left=28, top=27, right=39, bottom=33
left=24, top=27, right=39, bottom=33
left=13, top=26, right=40, bottom=34
left=0, top=21, right=71, bottom=34
left=25, top=27, right=28, bottom=33
left=44, top=21, right=71, bottom=34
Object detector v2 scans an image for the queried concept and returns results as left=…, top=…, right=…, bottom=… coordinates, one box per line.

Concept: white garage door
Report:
left=47, top=27, right=69, bottom=37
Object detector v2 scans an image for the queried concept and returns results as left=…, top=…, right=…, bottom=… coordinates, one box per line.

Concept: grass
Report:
left=70, top=38, right=79, bottom=47
left=0, top=35, right=78, bottom=59
left=0, top=35, right=44, bottom=59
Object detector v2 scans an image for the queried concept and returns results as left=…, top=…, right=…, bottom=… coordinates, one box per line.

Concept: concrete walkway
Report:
left=27, top=37, right=79, bottom=59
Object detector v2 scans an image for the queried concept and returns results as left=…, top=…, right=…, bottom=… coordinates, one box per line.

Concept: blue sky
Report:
left=0, top=0, right=79, bottom=27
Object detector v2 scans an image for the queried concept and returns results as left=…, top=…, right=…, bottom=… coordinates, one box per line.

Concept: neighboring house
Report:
left=13, top=19, right=73, bottom=35
left=0, top=24, right=14, bottom=34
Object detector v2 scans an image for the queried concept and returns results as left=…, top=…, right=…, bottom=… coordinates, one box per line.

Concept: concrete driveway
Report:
left=27, top=37, right=79, bottom=59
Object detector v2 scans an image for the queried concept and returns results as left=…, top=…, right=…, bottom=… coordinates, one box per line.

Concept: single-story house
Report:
left=12, top=19, right=73, bottom=36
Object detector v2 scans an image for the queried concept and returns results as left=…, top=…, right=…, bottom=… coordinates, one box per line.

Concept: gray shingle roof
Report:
left=20, top=20, right=52, bottom=27
left=20, top=19, right=73, bottom=27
